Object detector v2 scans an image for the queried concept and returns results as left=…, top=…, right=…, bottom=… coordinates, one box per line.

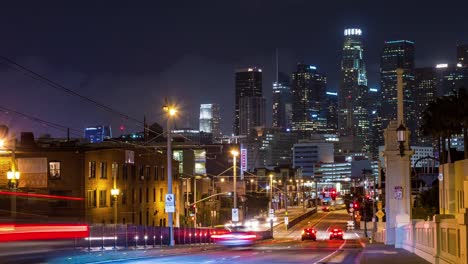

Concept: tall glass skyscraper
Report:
left=234, top=67, right=263, bottom=136
left=338, top=28, right=367, bottom=136
left=272, top=72, right=292, bottom=130
left=291, top=63, right=327, bottom=137
left=380, top=40, right=415, bottom=142
left=199, top=103, right=221, bottom=140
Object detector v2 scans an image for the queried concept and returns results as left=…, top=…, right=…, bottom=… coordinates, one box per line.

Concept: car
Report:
left=329, top=228, right=344, bottom=240
left=322, top=205, right=335, bottom=212
left=301, top=228, right=317, bottom=241
left=212, top=225, right=257, bottom=247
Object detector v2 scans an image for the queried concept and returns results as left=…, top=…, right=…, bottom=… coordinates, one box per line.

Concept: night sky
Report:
left=1, top=1, right=467, bottom=138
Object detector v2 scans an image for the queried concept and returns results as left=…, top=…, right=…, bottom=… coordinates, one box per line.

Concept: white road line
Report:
left=313, top=239, right=347, bottom=264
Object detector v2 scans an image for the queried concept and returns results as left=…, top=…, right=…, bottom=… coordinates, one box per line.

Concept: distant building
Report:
left=199, top=103, right=221, bottom=141
left=457, top=44, right=468, bottom=67
left=339, top=28, right=368, bottom=139
left=434, top=63, right=468, bottom=97
left=291, top=63, right=327, bottom=137
left=380, top=40, right=416, bottom=142
left=292, top=140, right=334, bottom=177
left=172, top=129, right=213, bottom=145
left=234, top=67, right=263, bottom=136
left=414, top=67, right=437, bottom=146
left=85, top=125, right=112, bottom=143
left=324, top=92, right=338, bottom=134
left=259, top=128, right=298, bottom=167
left=272, top=72, right=292, bottom=130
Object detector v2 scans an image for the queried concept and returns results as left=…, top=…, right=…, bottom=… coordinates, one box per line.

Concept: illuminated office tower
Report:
left=272, top=72, right=292, bottom=130
left=338, top=28, right=367, bottom=138
left=291, top=63, right=327, bottom=137
left=380, top=40, right=415, bottom=141
left=414, top=67, right=437, bottom=146
left=234, top=67, right=263, bottom=136
left=199, top=103, right=221, bottom=141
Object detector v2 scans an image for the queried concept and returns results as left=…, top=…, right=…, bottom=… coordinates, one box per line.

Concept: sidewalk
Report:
left=355, top=230, right=430, bottom=264
left=48, top=244, right=220, bottom=264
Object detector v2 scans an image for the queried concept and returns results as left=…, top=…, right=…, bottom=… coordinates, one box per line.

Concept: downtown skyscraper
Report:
left=199, top=103, right=221, bottom=141
left=234, top=67, right=265, bottom=136
left=380, top=40, right=416, bottom=142
left=291, top=63, right=327, bottom=137
left=338, top=28, right=370, bottom=152
left=272, top=72, right=292, bottom=130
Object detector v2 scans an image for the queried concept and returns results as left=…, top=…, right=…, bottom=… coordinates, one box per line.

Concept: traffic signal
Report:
left=331, top=190, right=337, bottom=200
left=353, top=202, right=359, bottom=209
left=191, top=216, right=195, bottom=221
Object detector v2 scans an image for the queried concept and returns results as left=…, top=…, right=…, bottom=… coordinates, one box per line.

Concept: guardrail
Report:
left=286, top=208, right=317, bottom=229
left=73, top=224, right=273, bottom=250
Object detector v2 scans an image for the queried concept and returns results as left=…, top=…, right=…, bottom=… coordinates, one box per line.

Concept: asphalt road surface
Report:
left=47, top=209, right=366, bottom=264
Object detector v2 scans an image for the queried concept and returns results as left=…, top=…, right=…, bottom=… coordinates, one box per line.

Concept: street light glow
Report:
left=0, top=139, right=4, bottom=148
left=230, top=150, right=239, bottom=156
left=111, top=188, right=120, bottom=196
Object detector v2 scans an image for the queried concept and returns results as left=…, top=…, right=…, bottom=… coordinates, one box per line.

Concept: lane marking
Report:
left=313, top=238, right=347, bottom=264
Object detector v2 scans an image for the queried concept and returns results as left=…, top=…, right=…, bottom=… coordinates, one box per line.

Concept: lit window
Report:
left=49, top=161, right=61, bottom=179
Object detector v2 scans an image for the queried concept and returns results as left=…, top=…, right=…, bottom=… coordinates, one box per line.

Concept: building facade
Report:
left=85, top=125, right=112, bottom=143
left=380, top=40, right=416, bottom=142
left=292, top=140, right=334, bottom=177
left=339, top=28, right=368, bottom=138
left=199, top=103, right=221, bottom=141
left=291, top=63, right=327, bottom=137
left=234, top=68, right=263, bottom=136
left=272, top=72, right=292, bottom=130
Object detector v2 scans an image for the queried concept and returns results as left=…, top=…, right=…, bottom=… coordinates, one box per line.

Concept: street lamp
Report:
left=396, top=123, right=407, bottom=157
left=163, top=100, right=177, bottom=247
left=230, top=149, right=239, bottom=223
left=111, top=187, right=119, bottom=249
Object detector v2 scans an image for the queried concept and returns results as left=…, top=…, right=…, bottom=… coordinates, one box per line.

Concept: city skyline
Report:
left=0, top=1, right=467, bottom=137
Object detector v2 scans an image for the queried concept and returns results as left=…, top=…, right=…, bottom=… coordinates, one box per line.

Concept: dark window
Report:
left=159, top=188, right=163, bottom=202
left=139, top=165, right=144, bottom=181
left=131, top=189, right=135, bottom=204
left=112, top=163, right=119, bottom=179
left=146, top=187, right=149, bottom=203
left=123, top=165, right=128, bottom=180
left=154, top=166, right=158, bottom=181
left=100, top=162, right=107, bottom=179
left=161, top=167, right=165, bottom=181
left=89, top=161, right=96, bottom=178
left=153, top=188, right=156, bottom=202
left=139, top=188, right=142, bottom=203
left=99, top=190, right=107, bottom=207
left=87, top=190, right=97, bottom=208
left=122, top=190, right=127, bottom=205
left=145, top=166, right=151, bottom=181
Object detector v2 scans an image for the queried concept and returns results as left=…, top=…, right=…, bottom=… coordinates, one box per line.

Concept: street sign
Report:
left=165, top=194, right=175, bottom=213
left=269, top=208, right=274, bottom=218
left=284, top=217, right=289, bottom=225
left=232, top=208, right=239, bottom=222
left=394, top=186, right=403, bottom=200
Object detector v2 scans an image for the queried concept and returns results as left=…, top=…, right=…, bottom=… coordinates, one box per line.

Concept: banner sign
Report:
left=240, top=148, right=247, bottom=179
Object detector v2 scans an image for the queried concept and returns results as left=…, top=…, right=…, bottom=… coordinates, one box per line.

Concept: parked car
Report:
left=329, top=228, right=344, bottom=240
left=301, top=228, right=317, bottom=241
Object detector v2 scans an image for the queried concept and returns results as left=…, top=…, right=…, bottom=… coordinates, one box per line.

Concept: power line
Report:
left=0, top=56, right=203, bottom=146
left=0, top=55, right=168, bottom=140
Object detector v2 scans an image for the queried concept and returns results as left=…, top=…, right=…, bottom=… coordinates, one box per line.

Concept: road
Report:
left=47, top=209, right=367, bottom=264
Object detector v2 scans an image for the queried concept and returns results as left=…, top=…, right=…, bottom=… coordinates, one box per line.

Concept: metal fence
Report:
left=75, top=224, right=274, bottom=250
